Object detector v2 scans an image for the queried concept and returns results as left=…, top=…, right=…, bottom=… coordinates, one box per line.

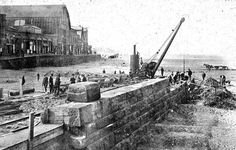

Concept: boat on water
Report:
left=203, top=64, right=230, bottom=70
left=0, top=5, right=100, bottom=69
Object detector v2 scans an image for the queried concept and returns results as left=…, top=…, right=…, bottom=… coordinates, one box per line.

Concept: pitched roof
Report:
left=0, top=5, right=71, bottom=28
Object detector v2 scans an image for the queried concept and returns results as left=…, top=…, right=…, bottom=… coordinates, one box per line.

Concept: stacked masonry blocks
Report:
left=47, top=79, right=188, bottom=150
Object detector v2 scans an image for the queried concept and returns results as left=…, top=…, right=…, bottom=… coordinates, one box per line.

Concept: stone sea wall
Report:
left=47, top=78, right=188, bottom=150
left=0, top=78, right=188, bottom=150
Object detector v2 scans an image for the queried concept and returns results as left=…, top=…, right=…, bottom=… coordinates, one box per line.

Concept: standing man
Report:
left=81, top=74, right=87, bottom=82
left=20, top=75, right=25, bottom=96
left=161, top=67, right=164, bottom=77
left=202, top=72, right=206, bottom=81
left=77, top=75, right=81, bottom=82
left=49, top=74, right=54, bottom=93
left=70, top=74, right=76, bottom=84
left=222, top=75, right=226, bottom=85
left=168, top=74, right=173, bottom=84
left=55, top=74, right=61, bottom=96
left=42, top=75, right=48, bottom=93
left=22, top=76, right=25, bottom=86
left=37, top=73, right=40, bottom=81
left=188, top=68, right=192, bottom=80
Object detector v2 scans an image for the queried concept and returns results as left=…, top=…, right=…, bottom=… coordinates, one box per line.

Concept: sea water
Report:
left=160, top=58, right=236, bottom=82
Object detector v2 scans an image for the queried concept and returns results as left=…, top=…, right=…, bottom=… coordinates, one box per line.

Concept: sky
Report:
left=1, top=0, right=236, bottom=63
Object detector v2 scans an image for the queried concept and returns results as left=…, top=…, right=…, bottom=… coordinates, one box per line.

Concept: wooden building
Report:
left=0, top=14, right=53, bottom=57
left=0, top=5, right=89, bottom=55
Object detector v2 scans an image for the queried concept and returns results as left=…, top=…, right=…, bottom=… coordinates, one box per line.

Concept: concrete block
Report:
left=67, top=82, right=100, bottom=102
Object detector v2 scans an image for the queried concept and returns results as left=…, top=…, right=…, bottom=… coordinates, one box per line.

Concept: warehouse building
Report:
left=0, top=5, right=90, bottom=56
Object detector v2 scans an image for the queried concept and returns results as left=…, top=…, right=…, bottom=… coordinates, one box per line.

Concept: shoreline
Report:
left=1, top=57, right=236, bottom=98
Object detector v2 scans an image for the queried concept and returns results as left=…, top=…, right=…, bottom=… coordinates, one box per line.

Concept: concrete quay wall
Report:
left=48, top=78, right=188, bottom=150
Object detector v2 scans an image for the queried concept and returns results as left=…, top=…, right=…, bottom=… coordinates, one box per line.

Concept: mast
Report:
left=183, top=54, right=185, bottom=73
left=151, top=17, right=185, bottom=78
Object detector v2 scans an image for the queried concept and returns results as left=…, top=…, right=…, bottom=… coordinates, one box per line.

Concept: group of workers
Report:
left=42, top=74, right=61, bottom=95
left=166, top=67, right=229, bottom=87
left=69, top=74, right=87, bottom=84
left=41, top=73, right=88, bottom=95
left=220, top=75, right=227, bottom=85
left=167, top=68, right=194, bottom=84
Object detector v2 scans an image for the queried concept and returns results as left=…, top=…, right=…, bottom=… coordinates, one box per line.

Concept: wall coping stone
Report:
left=101, top=78, right=168, bottom=98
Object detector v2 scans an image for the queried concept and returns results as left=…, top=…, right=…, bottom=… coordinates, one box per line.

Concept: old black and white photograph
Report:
left=0, top=0, right=236, bottom=149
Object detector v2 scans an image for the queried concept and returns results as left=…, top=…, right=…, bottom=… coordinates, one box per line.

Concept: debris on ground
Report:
left=19, top=95, right=67, bottom=113
left=189, top=77, right=236, bottom=110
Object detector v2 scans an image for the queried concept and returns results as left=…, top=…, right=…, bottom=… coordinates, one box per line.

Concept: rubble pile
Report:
left=19, top=96, right=66, bottom=113
left=190, top=77, right=236, bottom=110
left=45, top=69, right=144, bottom=88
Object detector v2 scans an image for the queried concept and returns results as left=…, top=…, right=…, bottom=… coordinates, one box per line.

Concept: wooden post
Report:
left=28, top=112, right=34, bottom=150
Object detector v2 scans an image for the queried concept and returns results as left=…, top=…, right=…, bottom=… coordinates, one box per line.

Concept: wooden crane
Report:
left=140, top=17, right=185, bottom=78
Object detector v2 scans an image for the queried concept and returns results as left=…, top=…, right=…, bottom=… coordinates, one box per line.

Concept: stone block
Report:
left=48, top=102, right=93, bottom=126
left=67, top=82, right=100, bottom=102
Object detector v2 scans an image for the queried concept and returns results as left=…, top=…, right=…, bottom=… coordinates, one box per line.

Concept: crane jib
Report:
left=150, top=17, right=185, bottom=78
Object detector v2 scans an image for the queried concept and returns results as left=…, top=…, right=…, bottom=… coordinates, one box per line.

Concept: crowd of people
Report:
left=41, top=72, right=88, bottom=96
left=42, top=73, right=61, bottom=95
left=167, top=67, right=229, bottom=87
left=168, top=68, right=194, bottom=84
left=167, top=68, right=208, bottom=85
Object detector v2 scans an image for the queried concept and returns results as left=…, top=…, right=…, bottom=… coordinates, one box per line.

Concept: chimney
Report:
left=133, top=45, right=136, bottom=55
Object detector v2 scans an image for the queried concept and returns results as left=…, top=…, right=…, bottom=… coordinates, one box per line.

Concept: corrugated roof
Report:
left=0, top=4, right=71, bottom=28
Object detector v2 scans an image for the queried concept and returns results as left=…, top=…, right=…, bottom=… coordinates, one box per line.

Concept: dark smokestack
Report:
left=133, top=45, right=136, bottom=55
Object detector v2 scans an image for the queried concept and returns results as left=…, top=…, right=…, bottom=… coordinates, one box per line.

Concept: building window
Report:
left=14, top=20, right=25, bottom=26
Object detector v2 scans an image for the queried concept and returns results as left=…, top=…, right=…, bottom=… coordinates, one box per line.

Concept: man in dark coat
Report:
left=70, top=74, right=76, bottom=84
left=42, top=75, right=48, bottom=93
left=49, top=74, right=54, bottom=93
left=55, top=74, right=61, bottom=95
left=22, top=76, right=25, bottom=86
left=82, top=74, right=87, bottom=82
left=161, top=67, right=164, bottom=77
left=37, top=73, right=40, bottom=81
left=202, top=72, right=206, bottom=81
left=188, top=68, right=192, bottom=80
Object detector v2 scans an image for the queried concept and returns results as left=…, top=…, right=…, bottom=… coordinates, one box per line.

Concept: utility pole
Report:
left=183, top=54, right=185, bottom=73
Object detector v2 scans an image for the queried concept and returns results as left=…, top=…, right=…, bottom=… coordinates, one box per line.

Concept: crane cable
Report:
left=146, top=24, right=179, bottom=63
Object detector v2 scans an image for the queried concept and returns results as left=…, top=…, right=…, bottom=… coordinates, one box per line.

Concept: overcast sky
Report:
left=1, top=0, right=236, bottom=62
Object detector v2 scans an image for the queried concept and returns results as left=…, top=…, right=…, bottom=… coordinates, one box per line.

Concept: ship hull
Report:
left=0, top=54, right=101, bottom=69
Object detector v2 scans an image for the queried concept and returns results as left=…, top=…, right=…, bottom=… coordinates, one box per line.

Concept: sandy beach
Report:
left=0, top=58, right=129, bottom=96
